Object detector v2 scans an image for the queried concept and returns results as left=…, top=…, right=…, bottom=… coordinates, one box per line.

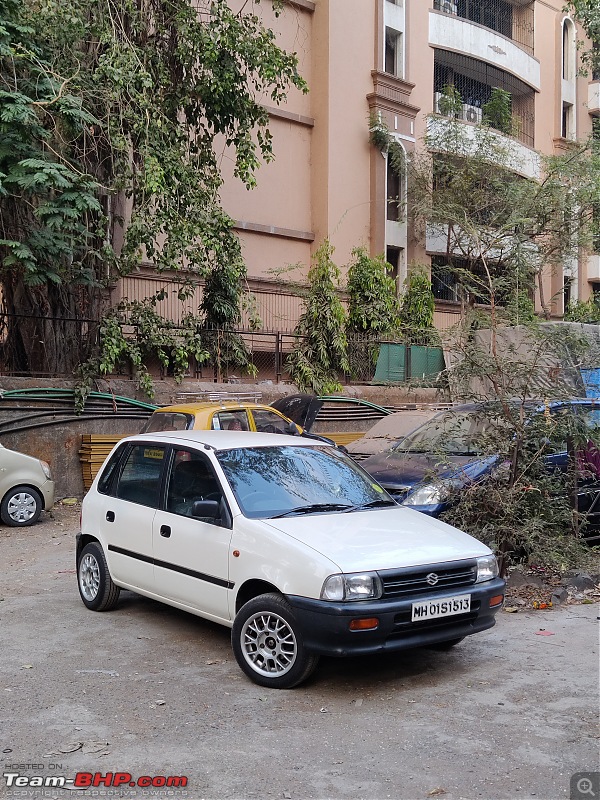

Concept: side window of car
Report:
left=252, top=410, right=289, bottom=434
left=115, top=445, right=166, bottom=508
left=212, top=412, right=250, bottom=431
left=97, top=445, right=128, bottom=496
left=166, top=449, right=223, bottom=523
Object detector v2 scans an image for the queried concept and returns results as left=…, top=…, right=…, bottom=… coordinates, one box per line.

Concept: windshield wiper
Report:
left=271, top=503, right=353, bottom=519
left=346, top=499, right=398, bottom=512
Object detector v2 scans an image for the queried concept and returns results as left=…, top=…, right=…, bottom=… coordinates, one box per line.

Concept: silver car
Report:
left=0, top=445, right=55, bottom=526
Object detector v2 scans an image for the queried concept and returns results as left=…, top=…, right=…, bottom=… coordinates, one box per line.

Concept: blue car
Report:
left=360, top=401, right=600, bottom=543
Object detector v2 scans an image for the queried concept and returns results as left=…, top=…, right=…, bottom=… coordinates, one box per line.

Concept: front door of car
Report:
left=152, top=447, right=233, bottom=623
left=100, top=443, right=166, bottom=591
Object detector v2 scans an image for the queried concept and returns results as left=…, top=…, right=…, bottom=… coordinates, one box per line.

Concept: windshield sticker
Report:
left=372, top=484, right=384, bottom=493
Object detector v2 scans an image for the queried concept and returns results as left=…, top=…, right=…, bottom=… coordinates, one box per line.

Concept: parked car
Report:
left=76, top=430, right=505, bottom=688
left=140, top=394, right=343, bottom=449
left=346, top=408, right=444, bottom=461
left=0, top=444, right=55, bottom=526
left=360, top=400, right=600, bottom=542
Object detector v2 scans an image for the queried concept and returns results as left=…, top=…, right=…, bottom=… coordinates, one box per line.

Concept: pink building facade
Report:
left=118, top=0, right=599, bottom=331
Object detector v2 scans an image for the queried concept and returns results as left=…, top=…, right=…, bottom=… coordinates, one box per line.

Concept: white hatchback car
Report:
left=77, top=431, right=505, bottom=688
left=0, top=444, right=55, bottom=526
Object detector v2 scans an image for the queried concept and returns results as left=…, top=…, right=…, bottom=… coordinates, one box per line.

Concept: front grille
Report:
left=379, top=560, right=477, bottom=598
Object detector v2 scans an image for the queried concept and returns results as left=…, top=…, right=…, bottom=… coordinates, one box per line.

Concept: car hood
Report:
left=263, top=507, right=491, bottom=572
left=360, top=451, right=498, bottom=491
left=270, top=394, right=323, bottom=432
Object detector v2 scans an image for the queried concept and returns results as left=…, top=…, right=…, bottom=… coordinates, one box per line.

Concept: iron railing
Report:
left=433, top=0, right=534, bottom=55
left=0, top=313, right=449, bottom=385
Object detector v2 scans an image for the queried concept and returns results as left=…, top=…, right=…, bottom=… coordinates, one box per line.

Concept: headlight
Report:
left=39, top=460, right=52, bottom=480
left=321, top=572, right=383, bottom=601
left=402, top=483, right=448, bottom=506
left=476, top=555, right=499, bottom=583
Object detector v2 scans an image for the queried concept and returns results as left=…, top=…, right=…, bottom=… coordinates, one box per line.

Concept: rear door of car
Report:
left=152, top=446, right=234, bottom=623
left=97, top=442, right=167, bottom=591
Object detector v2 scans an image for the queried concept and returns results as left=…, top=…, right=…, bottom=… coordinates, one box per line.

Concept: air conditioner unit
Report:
left=439, top=0, right=458, bottom=14
left=462, top=103, right=482, bottom=124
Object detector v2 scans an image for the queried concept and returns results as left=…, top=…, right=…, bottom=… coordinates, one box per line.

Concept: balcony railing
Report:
left=433, top=0, right=534, bottom=56
left=434, top=51, right=535, bottom=148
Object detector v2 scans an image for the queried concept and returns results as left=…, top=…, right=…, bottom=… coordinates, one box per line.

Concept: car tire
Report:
left=77, top=542, right=120, bottom=611
left=1, top=485, right=43, bottom=527
left=232, top=593, right=319, bottom=689
left=428, top=637, right=465, bottom=651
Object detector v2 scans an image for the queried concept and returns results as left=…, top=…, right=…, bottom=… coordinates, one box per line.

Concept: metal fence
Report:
left=0, top=313, right=449, bottom=386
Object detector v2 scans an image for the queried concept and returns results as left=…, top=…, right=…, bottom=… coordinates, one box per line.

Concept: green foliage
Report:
left=399, top=267, right=435, bottom=330
left=437, top=85, right=463, bottom=118
left=369, top=112, right=391, bottom=153
left=0, top=0, right=306, bottom=377
left=482, top=88, right=513, bottom=136
left=565, top=298, right=600, bottom=323
left=440, top=405, right=596, bottom=572
left=286, top=241, right=349, bottom=394
left=346, top=248, right=400, bottom=333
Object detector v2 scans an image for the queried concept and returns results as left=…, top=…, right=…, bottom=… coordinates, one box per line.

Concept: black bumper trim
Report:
left=285, top=578, right=505, bottom=657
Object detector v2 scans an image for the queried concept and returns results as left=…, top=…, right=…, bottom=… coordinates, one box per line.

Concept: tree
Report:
left=409, top=117, right=600, bottom=321
left=0, top=0, right=307, bottom=379
left=346, top=248, right=400, bottom=333
left=407, top=115, right=600, bottom=572
left=286, top=241, right=349, bottom=394
left=399, top=267, right=435, bottom=331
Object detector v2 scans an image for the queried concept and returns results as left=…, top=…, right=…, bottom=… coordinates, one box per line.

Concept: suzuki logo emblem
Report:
left=426, top=573, right=439, bottom=586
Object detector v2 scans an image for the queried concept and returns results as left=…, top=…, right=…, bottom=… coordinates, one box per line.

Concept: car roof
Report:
left=120, top=429, right=325, bottom=451
left=151, top=402, right=279, bottom=414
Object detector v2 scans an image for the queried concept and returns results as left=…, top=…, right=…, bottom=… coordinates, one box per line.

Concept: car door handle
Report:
left=106, top=511, right=115, bottom=522
left=160, top=525, right=171, bottom=538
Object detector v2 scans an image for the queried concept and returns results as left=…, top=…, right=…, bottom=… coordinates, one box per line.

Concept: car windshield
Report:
left=216, top=445, right=394, bottom=519
left=395, top=410, right=505, bottom=456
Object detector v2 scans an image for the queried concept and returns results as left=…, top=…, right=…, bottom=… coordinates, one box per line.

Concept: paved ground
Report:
left=0, top=504, right=598, bottom=800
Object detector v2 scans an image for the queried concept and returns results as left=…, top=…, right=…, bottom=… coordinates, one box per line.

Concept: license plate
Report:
left=411, top=594, right=471, bottom=622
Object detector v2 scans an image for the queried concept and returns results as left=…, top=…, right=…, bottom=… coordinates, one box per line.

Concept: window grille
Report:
left=431, top=255, right=513, bottom=306
left=433, top=0, right=534, bottom=55
left=433, top=50, right=535, bottom=147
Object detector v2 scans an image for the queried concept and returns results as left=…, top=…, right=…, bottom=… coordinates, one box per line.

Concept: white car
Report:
left=0, top=444, right=55, bottom=526
left=77, top=431, right=505, bottom=688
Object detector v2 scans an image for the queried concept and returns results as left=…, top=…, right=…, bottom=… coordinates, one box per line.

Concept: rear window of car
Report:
left=141, top=412, right=191, bottom=433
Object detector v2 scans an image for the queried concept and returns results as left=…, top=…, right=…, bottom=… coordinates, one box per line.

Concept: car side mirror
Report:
left=286, top=421, right=301, bottom=435
left=191, top=500, right=220, bottom=519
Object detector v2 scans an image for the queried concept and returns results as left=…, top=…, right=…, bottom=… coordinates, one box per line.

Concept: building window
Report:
left=385, top=28, right=402, bottom=77
left=562, top=102, right=573, bottom=139
left=431, top=255, right=511, bottom=305
left=386, top=247, right=401, bottom=284
left=563, top=276, right=572, bottom=312
left=386, top=158, right=401, bottom=222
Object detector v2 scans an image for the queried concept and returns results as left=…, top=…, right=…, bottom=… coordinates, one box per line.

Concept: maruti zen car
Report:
left=77, top=430, right=505, bottom=688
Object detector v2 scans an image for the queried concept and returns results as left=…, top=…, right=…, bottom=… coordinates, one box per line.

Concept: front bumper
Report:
left=286, top=577, right=505, bottom=657
left=40, top=478, right=55, bottom=511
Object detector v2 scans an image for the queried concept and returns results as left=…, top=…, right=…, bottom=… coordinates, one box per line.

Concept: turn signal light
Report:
left=349, top=618, right=379, bottom=631
left=489, top=595, right=504, bottom=608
